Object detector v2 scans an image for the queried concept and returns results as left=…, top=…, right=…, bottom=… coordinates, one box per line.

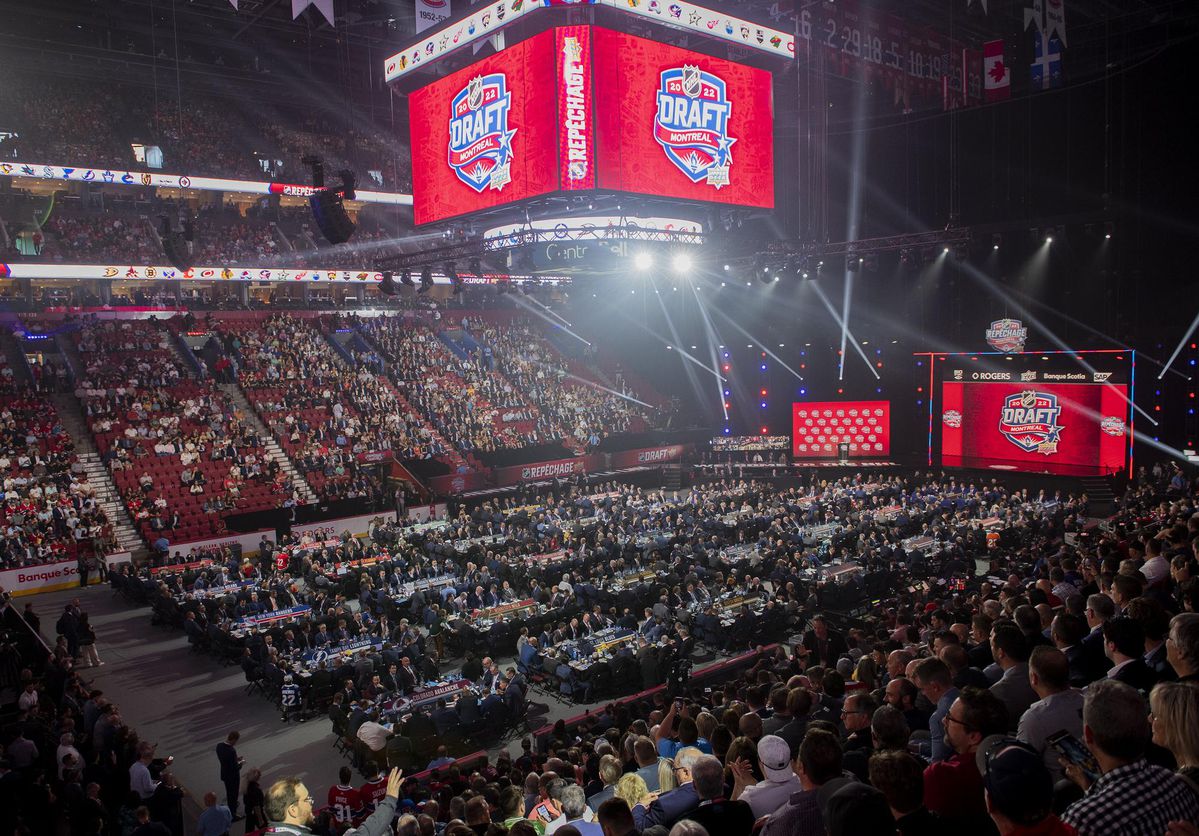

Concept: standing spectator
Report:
left=243, top=768, right=266, bottom=834
left=912, top=657, right=959, bottom=763
left=1061, top=680, right=1199, bottom=834
left=78, top=613, right=103, bottom=667
left=197, top=791, right=233, bottom=836
left=730, top=735, right=801, bottom=818
left=216, top=731, right=244, bottom=820
left=130, top=742, right=160, bottom=801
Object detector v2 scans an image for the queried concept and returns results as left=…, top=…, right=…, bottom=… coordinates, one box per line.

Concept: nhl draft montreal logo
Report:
left=985, top=318, right=1028, bottom=353
left=448, top=73, right=516, bottom=193
left=654, top=65, right=736, bottom=189
left=999, top=390, right=1063, bottom=455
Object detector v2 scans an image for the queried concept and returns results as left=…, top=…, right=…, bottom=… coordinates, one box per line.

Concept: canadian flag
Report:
left=984, top=39, right=1010, bottom=101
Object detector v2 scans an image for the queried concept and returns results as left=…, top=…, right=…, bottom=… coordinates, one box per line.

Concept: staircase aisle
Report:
left=219, top=383, right=319, bottom=505
left=49, top=393, right=146, bottom=559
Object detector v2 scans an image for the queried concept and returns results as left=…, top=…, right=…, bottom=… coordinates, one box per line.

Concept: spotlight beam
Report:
left=520, top=292, right=574, bottom=328
left=811, top=283, right=880, bottom=380
left=708, top=305, right=805, bottom=381
left=508, top=295, right=592, bottom=347
left=523, top=358, right=655, bottom=410
left=648, top=276, right=717, bottom=409
left=613, top=302, right=727, bottom=382
left=1157, top=307, right=1199, bottom=380
left=689, top=285, right=732, bottom=422
left=957, top=262, right=1159, bottom=427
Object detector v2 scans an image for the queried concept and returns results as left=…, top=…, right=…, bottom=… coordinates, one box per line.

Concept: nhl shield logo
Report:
left=999, top=390, right=1063, bottom=455
left=985, top=318, right=1028, bottom=353
left=448, top=73, right=517, bottom=193
left=654, top=65, right=736, bottom=189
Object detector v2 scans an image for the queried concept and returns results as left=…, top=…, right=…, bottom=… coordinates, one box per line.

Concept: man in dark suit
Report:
left=431, top=698, right=460, bottom=736
left=1103, top=616, right=1158, bottom=693
left=215, top=731, right=243, bottom=820
left=457, top=690, right=482, bottom=726
left=634, top=747, right=701, bottom=829
left=800, top=614, right=849, bottom=668
left=396, top=658, right=419, bottom=694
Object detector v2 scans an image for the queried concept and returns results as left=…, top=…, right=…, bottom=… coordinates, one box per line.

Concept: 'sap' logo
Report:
left=448, top=73, right=516, bottom=193
left=999, top=390, right=1063, bottom=455
left=654, top=65, right=736, bottom=189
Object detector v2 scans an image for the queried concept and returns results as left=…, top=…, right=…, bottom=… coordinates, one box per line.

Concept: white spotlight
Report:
left=634, top=252, right=653, bottom=270
left=672, top=253, right=693, bottom=273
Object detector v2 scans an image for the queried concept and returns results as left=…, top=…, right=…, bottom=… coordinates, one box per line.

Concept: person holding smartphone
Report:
left=1060, top=680, right=1199, bottom=835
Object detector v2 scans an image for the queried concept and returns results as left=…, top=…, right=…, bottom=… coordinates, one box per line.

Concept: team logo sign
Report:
left=654, top=65, right=736, bottom=189
left=942, top=410, right=962, bottom=428
left=448, top=73, right=516, bottom=193
left=985, top=318, right=1028, bottom=353
left=1100, top=416, right=1126, bottom=437
left=999, top=390, right=1063, bottom=455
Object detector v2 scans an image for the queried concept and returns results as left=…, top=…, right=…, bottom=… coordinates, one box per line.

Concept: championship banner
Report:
left=416, top=0, right=451, bottom=33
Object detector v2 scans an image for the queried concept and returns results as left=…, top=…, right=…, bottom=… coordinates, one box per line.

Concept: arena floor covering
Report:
left=34, top=582, right=785, bottom=830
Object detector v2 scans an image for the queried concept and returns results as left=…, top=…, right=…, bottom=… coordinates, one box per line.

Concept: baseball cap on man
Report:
left=977, top=738, right=1054, bottom=826
left=756, top=735, right=793, bottom=781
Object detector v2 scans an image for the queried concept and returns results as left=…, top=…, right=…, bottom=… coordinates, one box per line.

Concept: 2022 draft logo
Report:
left=999, top=390, right=1063, bottom=455
left=448, top=73, right=516, bottom=193
left=654, top=65, right=736, bottom=189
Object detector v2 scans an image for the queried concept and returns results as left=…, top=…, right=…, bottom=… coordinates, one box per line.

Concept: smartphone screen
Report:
left=1047, top=731, right=1101, bottom=782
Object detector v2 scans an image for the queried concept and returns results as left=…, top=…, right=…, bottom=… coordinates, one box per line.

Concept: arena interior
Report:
left=2, top=1, right=1199, bottom=835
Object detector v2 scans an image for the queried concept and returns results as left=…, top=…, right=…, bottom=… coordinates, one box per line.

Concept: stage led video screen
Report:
left=408, top=28, right=561, bottom=225
left=592, top=28, right=775, bottom=208
left=938, top=357, right=1130, bottom=476
left=792, top=401, right=891, bottom=458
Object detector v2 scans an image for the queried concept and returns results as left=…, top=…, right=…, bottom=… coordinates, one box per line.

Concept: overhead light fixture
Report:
left=634, top=252, right=653, bottom=270
left=672, top=253, right=693, bottom=273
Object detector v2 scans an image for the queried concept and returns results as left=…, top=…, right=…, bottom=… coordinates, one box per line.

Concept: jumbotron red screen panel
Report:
left=791, top=401, right=891, bottom=458
left=937, top=355, right=1131, bottom=476
left=592, top=28, right=775, bottom=208
left=408, top=29, right=560, bottom=225
left=407, top=25, right=775, bottom=224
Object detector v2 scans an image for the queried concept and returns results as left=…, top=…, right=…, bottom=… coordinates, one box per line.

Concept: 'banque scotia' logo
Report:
left=448, top=73, right=516, bottom=193
left=999, top=390, right=1063, bottom=455
left=654, top=65, right=736, bottom=189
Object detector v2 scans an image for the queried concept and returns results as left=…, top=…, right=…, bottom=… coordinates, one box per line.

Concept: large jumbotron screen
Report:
left=407, top=25, right=775, bottom=225
left=931, top=352, right=1133, bottom=476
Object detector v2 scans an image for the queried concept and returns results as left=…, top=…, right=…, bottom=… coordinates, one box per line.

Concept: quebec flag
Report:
left=1031, top=31, right=1063, bottom=91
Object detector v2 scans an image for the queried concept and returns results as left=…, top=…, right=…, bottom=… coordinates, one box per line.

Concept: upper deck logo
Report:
left=985, top=318, right=1028, bottom=353
left=654, top=65, right=736, bottom=189
left=999, top=390, right=1062, bottom=455
left=448, top=73, right=516, bottom=193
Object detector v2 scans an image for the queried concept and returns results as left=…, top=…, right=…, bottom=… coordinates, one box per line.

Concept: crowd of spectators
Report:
left=0, top=74, right=411, bottom=190
left=218, top=314, right=407, bottom=499
left=0, top=392, right=114, bottom=568
left=41, top=210, right=159, bottom=265
left=94, top=464, right=1199, bottom=836
left=1, top=597, right=190, bottom=835
left=74, top=318, right=298, bottom=544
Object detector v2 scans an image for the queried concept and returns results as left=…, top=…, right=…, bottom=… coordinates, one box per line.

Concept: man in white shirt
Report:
left=731, top=735, right=802, bottom=818
left=129, top=741, right=160, bottom=800
left=17, top=683, right=39, bottom=712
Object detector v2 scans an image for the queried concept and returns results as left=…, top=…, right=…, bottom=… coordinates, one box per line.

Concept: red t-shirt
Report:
left=327, top=785, right=361, bottom=826
left=923, top=752, right=986, bottom=820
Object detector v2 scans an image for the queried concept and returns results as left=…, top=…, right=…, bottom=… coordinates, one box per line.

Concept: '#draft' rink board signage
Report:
left=384, top=0, right=794, bottom=84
